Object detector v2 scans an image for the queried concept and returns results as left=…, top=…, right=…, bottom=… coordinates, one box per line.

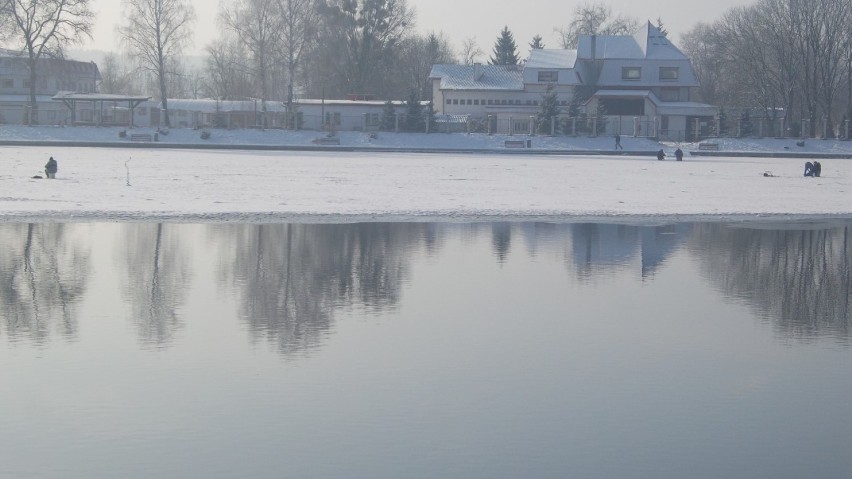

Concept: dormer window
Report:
left=538, top=71, right=558, bottom=82
left=622, top=67, right=641, bottom=80
left=660, top=67, right=679, bottom=80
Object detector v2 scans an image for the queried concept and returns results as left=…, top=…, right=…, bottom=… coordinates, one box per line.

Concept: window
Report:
left=366, top=113, right=380, bottom=127
left=622, top=67, right=641, bottom=80
left=538, top=71, right=558, bottom=82
left=446, top=99, right=451, bottom=105
left=1, top=79, right=12, bottom=89
left=659, top=67, right=679, bottom=80
left=452, top=99, right=458, bottom=105
left=466, top=99, right=472, bottom=105
left=473, top=99, right=479, bottom=105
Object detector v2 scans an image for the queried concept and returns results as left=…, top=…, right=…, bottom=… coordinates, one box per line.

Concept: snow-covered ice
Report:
left=1, top=144, right=850, bottom=223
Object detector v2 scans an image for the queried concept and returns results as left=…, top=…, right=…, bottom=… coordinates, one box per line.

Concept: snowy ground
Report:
left=1, top=144, right=850, bottom=223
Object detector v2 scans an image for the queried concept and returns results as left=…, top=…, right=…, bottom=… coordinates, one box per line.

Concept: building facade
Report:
left=0, top=49, right=101, bottom=125
left=429, top=23, right=718, bottom=141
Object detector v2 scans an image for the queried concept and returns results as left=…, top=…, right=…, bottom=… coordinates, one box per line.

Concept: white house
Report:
left=0, top=49, right=101, bottom=125
left=429, top=23, right=718, bottom=141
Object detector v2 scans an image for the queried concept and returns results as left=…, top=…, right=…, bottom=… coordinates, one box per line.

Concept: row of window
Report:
left=1, top=78, right=93, bottom=92
left=622, top=66, right=679, bottom=81
left=533, top=67, right=680, bottom=83
left=447, top=98, right=572, bottom=107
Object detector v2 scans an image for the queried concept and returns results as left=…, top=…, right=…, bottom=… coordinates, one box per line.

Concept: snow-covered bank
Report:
left=1, top=145, right=850, bottom=223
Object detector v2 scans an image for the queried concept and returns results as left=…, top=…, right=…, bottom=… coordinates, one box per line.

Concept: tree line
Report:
left=682, top=0, right=852, bottom=137
left=1, top=0, right=670, bottom=127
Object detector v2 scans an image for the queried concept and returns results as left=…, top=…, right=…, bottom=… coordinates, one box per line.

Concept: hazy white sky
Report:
left=84, top=0, right=744, bottom=56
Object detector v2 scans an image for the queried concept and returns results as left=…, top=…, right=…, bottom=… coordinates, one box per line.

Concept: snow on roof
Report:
left=429, top=64, right=524, bottom=91
left=577, top=22, right=688, bottom=61
left=53, top=92, right=151, bottom=102
left=525, top=49, right=578, bottom=69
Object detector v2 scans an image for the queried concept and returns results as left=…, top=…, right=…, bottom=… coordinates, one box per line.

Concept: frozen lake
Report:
left=1, top=146, right=851, bottom=221
left=1, top=221, right=850, bottom=479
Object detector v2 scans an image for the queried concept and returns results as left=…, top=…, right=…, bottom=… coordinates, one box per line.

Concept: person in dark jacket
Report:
left=813, top=160, right=822, bottom=177
left=657, top=149, right=666, bottom=161
left=674, top=148, right=684, bottom=161
left=615, top=133, right=623, bottom=150
left=804, top=161, right=814, bottom=177
left=44, top=157, right=57, bottom=179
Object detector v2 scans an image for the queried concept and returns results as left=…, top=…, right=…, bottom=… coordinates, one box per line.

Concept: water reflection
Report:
left=116, top=224, right=192, bottom=348
left=0, top=223, right=91, bottom=343
left=0, top=221, right=849, bottom=350
left=690, top=223, right=851, bottom=340
left=208, top=223, right=434, bottom=356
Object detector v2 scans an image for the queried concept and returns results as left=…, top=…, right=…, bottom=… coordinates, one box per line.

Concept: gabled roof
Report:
left=577, top=22, right=688, bottom=60
left=525, top=49, right=577, bottom=69
left=429, top=64, right=525, bottom=91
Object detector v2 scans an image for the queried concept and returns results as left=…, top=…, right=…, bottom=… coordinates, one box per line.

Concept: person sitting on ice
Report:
left=44, top=156, right=58, bottom=179
left=804, top=161, right=814, bottom=177
left=656, top=149, right=666, bottom=161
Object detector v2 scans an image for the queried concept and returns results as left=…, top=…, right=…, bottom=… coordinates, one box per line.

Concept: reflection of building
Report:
left=571, top=223, right=690, bottom=279
left=429, top=23, right=718, bottom=140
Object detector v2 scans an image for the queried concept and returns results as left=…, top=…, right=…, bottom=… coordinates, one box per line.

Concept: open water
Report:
left=1, top=221, right=850, bottom=479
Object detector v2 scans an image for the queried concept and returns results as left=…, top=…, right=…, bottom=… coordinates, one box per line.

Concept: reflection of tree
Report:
left=0, top=223, right=91, bottom=344
left=211, top=223, right=432, bottom=356
left=491, top=223, right=512, bottom=263
left=690, top=224, right=851, bottom=340
left=117, top=224, right=191, bottom=348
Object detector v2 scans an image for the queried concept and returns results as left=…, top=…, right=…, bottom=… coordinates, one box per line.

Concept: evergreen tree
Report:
left=404, top=91, right=424, bottom=132
left=489, top=26, right=520, bottom=66
left=529, top=34, right=545, bottom=50
left=381, top=100, right=397, bottom=131
left=537, top=84, right=561, bottom=134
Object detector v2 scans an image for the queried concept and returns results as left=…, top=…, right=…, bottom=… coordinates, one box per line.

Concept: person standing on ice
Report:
left=674, top=148, right=683, bottom=161
left=44, top=156, right=57, bottom=179
left=615, top=133, right=623, bottom=150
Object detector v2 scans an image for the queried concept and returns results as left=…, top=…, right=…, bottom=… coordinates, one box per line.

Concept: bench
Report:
left=698, top=142, right=719, bottom=151
left=504, top=140, right=526, bottom=148
left=313, top=137, right=340, bottom=145
left=130, top=133, right=153, bottom=142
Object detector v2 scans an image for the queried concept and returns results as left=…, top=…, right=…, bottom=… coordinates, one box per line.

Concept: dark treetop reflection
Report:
left=208, top=223, right=437, bottom=356
left=0, top=223, right=91, bottom=343
left=0, top=221, right=849, bottom=351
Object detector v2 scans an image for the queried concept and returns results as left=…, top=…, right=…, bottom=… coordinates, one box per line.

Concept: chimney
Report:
left=474, top=62, right=484, bottom=81
left=591, top=34, right=597, bottom=60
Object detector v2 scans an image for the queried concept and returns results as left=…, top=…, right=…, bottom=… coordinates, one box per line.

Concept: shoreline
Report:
left=3, top=211, right=851, bottom=226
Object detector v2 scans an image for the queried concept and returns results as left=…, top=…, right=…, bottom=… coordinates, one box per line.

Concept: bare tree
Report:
left=221, top=0, right=284, bottom=128
left=98, top=52, right=133, bottom=94
left=204, top=37, right=253, bottom=100
left=119, top=0, right=195, bottom=128
left=555, top=2, right=639, bottom=49
left=397, top=32, right=456, bottom=100
left=3, top=0, right=94, bottom=125
left=460, top=36, right=484, bottom=65
left=277, top=0, right=317, bottom=120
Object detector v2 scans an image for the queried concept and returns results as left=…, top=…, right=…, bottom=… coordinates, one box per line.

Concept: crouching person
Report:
left=45, top=156, right=57, bottom=179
